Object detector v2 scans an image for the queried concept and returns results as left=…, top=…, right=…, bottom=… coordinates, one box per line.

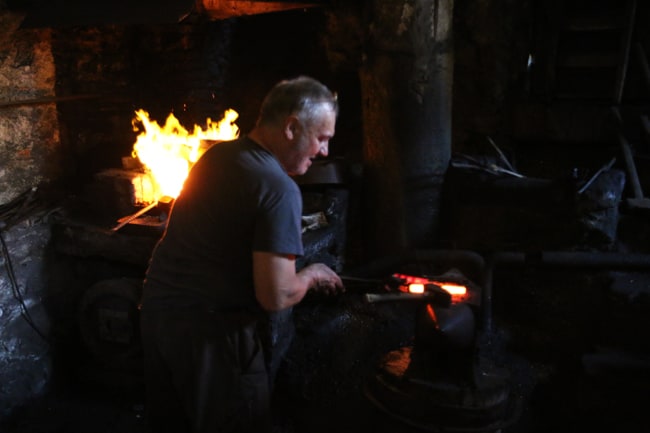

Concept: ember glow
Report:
left=131, top=108, right=240, bottom=202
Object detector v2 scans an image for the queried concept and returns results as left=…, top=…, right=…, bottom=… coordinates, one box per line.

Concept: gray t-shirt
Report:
left=142, top=136, right=304, bottom=311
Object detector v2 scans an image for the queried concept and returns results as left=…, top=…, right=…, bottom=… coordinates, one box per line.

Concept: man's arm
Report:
left=253, top=251, right=344, bottom=312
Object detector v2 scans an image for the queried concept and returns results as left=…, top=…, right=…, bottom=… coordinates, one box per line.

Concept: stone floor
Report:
left=0, top=383, right=146, bottom=433
left=1, top=360, right=649, bottom=433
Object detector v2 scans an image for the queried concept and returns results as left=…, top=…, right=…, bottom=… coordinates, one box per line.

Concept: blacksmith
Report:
left=139, top=76, right=345, bottom=433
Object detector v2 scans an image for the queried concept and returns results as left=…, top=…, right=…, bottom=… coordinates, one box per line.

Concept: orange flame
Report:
left=131, top=108, right=240, bottom=202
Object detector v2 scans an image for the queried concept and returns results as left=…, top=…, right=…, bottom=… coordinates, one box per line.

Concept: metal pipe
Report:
left=478, top=250, right=650, bottom=336
left=481, top=253, right=495, bottom=333
left=618, top=133, right=645, bottom=199
left=492, top=251, right=650, bottom=270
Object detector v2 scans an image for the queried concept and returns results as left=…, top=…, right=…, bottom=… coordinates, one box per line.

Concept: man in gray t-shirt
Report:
left=140, top=76, right=344, bottom=433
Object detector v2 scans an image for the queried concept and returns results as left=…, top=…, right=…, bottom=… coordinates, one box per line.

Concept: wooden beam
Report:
left=613, top=0, right=637, bottom=104
left=635, top=42, right=650, bottom=94
left=199, top=0, right=323, bottom=20
left=0, top=94, right=100, bottom=109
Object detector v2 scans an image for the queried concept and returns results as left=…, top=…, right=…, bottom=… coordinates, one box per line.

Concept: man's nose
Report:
left=319, top=144, right=329, bottom=157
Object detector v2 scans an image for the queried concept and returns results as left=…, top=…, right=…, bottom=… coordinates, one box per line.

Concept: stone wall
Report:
left=0, top=217, right=52, bottom=417
left=0, top=9, right=61, bottom=416
left=0, top=11, right=61, bottom=203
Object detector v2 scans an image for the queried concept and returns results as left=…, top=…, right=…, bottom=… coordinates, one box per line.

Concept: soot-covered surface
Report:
left=1, top=276, right=649, bottom=433
left=273, top=292, right=421, bottom=432
left=275, top=291, right=522, bottom=433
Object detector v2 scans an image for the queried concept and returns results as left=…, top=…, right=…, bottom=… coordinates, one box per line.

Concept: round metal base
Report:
left=364, top=346, right=519, bottom=432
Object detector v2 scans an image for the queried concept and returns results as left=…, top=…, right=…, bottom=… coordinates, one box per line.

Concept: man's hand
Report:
left=253, top=252, right=345, bottom=311
left=301, top=263, right=345, bottom=295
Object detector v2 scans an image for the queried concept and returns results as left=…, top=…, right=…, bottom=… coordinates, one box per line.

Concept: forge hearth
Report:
left=49, top=157, right=352, bottom=386
left=53, top=157, right=351, bottom=264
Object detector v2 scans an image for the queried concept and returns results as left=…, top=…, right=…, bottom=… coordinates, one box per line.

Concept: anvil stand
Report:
left=364, top=282, right=517, bottom=433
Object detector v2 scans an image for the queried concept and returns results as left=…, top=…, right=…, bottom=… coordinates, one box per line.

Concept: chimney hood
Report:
left=14, top=0, right=324, bottom=28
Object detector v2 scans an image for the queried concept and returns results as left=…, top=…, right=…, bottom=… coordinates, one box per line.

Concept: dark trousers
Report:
left=140, top=308, right=271, bottom=433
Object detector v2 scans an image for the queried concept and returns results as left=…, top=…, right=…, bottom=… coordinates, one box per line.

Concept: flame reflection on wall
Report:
left=131, top=108, right=240, bottom=202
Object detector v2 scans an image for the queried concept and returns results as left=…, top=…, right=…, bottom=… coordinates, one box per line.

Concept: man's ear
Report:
left=284, top=116, right=300, bottom=140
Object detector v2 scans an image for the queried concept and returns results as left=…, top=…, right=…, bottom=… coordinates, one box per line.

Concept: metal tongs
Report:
left=338, top=274, right=452, bottom=306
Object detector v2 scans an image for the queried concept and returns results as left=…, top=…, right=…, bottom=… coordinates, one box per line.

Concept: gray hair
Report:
left=256, top=76, right=339, bottom=128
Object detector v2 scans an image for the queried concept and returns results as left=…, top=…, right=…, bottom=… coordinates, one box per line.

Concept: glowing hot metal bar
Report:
left=392, top=273, right=468, bottom=301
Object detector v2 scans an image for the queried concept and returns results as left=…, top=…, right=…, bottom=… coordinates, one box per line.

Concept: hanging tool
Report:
left=577, top=157, right=617, bottom=194
left=110, top=202, right=158, bottom=233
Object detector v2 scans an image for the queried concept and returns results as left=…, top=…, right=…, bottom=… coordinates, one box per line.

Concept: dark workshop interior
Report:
left=1, top=0, right=650, bottom=432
